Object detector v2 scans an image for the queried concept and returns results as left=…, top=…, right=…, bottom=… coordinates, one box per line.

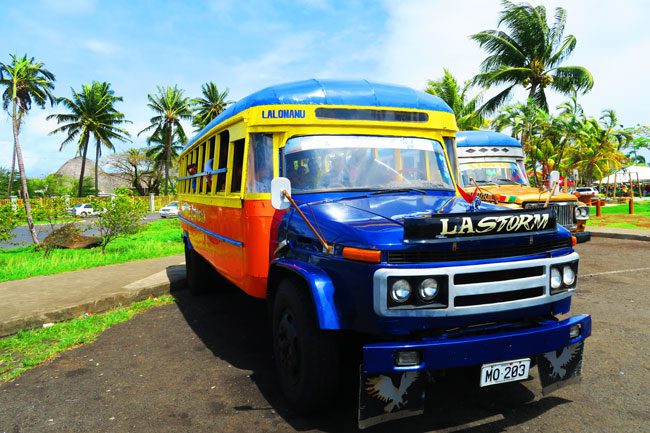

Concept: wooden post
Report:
left=596, top=198, right=601, bottom=216
left=629, top=196, right=634, bottom=214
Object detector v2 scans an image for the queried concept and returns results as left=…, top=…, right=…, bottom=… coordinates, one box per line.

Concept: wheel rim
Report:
left=277, top=309, right=300, bottom=385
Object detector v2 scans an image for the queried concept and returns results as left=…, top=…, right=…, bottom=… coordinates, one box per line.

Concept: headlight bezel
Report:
left=550, top=260, right=579, bottom=294
left=574, top=205, right=590, bottom=221
left=387, top=276, right=448, bottom=309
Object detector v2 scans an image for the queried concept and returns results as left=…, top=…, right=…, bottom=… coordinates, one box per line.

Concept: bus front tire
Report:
left=184, top=239, right=212, bottom=295
left=272, top=279, right=340, bottom=414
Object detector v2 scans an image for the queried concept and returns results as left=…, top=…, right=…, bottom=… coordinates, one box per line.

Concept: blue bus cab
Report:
left=179, top=79, right=590, bottom=428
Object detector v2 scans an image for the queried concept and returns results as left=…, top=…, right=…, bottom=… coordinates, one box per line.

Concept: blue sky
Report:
left=1, top=0, right=648, bottom=177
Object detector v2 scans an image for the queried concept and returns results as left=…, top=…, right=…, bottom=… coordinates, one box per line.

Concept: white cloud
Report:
left=83, top=39, right=119, bottom=55
left=377, top=0, right=650, bottom=126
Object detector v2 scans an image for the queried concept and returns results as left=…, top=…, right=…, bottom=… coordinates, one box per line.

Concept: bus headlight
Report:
left=418, top=278, right=439, bottom=301
left=550, top=267, right=562, bottom=290
left=563, top=265, right=576, bottom=286
left=390, top=279, right=411, bottom=303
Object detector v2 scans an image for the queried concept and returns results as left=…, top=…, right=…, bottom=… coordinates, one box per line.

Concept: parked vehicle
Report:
left=159, top=201, right=179, bottom=218
left=575, top=187, right=599, bottom=197
left=457, top=131, right=590, bottom=243
left=67, top=203, right=101, bottom=218
left=178, top=80, right=591, bottom=428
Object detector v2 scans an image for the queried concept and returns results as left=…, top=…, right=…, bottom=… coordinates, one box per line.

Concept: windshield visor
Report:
left=459, top=161, right=528, bottom=186
left=283, top=135, right=454, bottom=193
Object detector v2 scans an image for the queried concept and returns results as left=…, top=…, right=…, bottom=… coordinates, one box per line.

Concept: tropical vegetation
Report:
left=190, top=82, right=233, bottom=130
left=0, top=54, right=56, bottom=245
left=48, top=81, right=131, bottom=196
left=471, top=0, right=593, bottom=113
left=138, top=85, right=192, bottom=195
left=425, top=69, right=485, bottom=130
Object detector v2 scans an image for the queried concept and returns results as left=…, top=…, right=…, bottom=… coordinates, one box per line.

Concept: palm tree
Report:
left=138, top=85, right=192, bottom=195
left=49, top=82, right=131, bottom=196
left=89, top=83, right=131, bottom=194
left=0, top=54, right=56, bottom=244
left=425, top=69, right=484, bottom=130
left=471, top=0, right=594, bottom=113
left=190, top=82, right=233, bottom=130
left=567, top=110, right=631, bottom=185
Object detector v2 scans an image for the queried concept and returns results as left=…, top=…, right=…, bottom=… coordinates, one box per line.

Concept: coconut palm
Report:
left=471, top=0, right=593, bottom=113
left=48, top=81, right=131, bottom=196
left=425, top=69, right=484, bottom=130
left=138, top=85, right=192, bottom=195
left=191, top=82, right=233, bottom=130
left=0, top=54, right=56, bottom=244
left=567, top=110, right=631, bottom=185
left=88, top=83, right=131, bottom=194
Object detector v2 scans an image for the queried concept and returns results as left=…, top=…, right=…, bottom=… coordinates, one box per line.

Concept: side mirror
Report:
left=549, top=170, right=560, bottom=196
left=271, top=177, right=292, bottom=210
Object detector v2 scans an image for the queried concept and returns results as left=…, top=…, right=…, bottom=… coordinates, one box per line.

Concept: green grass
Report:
left=0, top=218, right=183, bottom=282
left=0, top=295, right=174, bottom=382
left=589, top=201, right=650, bottom=230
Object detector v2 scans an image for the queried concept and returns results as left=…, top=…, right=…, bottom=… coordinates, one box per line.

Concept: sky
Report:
left=1, top=0, right=648, bottom=177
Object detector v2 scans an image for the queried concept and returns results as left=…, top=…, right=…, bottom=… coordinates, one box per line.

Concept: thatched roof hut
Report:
left=55, top=157, right=129, bottom=194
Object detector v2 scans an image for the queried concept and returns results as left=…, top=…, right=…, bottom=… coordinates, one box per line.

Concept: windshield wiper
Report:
left=370, top=188, right=427, bottom=195
left=496, top=178, right=519, bottom=185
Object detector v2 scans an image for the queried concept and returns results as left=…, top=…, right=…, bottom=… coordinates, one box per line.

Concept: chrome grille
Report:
left=549, top=202, right=575, bottom=227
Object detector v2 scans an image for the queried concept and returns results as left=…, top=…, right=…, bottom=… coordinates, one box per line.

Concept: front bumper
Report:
left=362, top=314, right=591, bottom=374
left=573, top=231, right=591, bottom=243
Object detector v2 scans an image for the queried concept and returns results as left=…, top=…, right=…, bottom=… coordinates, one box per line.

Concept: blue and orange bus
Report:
left=178, top=80, right=590, bottom=428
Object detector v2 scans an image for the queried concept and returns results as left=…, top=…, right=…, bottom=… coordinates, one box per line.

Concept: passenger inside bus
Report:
left=187, top=163, right=198, bottom=192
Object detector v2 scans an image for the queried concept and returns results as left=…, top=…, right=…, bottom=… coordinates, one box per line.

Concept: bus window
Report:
left=217, top=130, right=229, bottom=192
left=246, top=134, right=273, bottom=193
left=206, top=136, right=216, bottom=193
left=230, top=138, right=245, bottom=193
left=198, top=142, right=206, bottom=194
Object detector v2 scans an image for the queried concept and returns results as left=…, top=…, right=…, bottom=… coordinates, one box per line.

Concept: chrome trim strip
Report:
left=373, top=252, right=579, bottom=317
left=179, top=214, right=243, bottom=247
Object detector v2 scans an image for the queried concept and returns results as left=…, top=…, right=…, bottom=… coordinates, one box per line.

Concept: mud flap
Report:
left=537, top=341, right=584, bottom=396
left=358, top=368, right=427, bottom=429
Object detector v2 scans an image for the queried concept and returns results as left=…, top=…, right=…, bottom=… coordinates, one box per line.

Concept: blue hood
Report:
left=287, top=191, right=510, bottom=248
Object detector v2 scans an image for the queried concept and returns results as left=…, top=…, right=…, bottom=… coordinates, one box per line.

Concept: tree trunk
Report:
left=95, top=137, right=100, bottom=195
left=77, top=132, right=90, bottom=197
left=7, top=147, right=15, bottom=198
left=164, top=124, right=171, bottom=195
left=12, top=100, right=39, bottom=245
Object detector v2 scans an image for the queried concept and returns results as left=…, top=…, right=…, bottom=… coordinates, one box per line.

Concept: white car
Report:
left=159, top=201, right=179, bottom=218
left=575, top=187, right=599, bottom=197
left=67, top=203, right=100, bottom=217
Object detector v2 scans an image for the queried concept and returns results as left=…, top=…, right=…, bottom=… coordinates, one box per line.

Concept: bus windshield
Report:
left=283, top=135, right=454, bottom=193
left=459, top=161, right=528, bottom=186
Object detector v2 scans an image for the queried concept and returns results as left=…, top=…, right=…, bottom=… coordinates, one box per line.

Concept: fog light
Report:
left=395, top=350, right=420, bottom=366
left=418, top=278, right=439, bottom=301
left=390, top=279, right=411, bottom=303
left=550, top=267, right=562, bottom=290
left=569, top=324, right=581, bottom=338
left=563, top=265, right=576, bottom=286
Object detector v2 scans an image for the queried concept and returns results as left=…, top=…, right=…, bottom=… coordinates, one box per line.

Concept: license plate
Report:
left=480, top=358, right=530, bottom=387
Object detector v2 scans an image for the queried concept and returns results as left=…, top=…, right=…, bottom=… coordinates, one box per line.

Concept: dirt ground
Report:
left=0, top=237, right=648, bottom=433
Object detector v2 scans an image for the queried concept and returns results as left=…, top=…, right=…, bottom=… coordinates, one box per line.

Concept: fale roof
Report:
left=185, top=79, right=452, bottom=149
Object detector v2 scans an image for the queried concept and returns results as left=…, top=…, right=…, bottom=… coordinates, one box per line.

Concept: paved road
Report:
left=1, top=238, right=648, bottom=432
left=1, top=213, right=163, bottom=249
